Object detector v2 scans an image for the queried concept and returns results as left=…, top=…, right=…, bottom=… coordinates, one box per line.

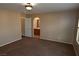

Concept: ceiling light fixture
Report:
left=25, top=3, right=33, bottom=11
left=23, top=3, right=37, bottom=6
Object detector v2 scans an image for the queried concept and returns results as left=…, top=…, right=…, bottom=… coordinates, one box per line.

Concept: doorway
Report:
left=33, top=17, right=40, bottom=38
left=25, top=18, right=32, bottom=37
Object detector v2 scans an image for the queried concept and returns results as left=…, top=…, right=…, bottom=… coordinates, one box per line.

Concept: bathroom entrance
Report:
left=33, top=17, right=40, bottom=38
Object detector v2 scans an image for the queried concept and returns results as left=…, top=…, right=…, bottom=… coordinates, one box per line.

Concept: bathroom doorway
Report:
left=33, top=17, right=40, bottom=39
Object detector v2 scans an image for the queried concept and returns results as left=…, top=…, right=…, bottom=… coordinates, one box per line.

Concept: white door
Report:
left=25, top=18, right=32, bottom=37
left=76, top=19, right=79, bottom=45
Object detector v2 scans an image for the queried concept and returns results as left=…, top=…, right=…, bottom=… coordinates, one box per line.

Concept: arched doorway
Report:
left=33, top=17, right=40, bottom=38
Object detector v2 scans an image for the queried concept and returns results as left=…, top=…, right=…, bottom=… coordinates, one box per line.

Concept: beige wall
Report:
left=0, top=9, right=21, bottom=47
left=20, top=14, right=25, bottom=36
left=32, top=10, right=77, bottom=44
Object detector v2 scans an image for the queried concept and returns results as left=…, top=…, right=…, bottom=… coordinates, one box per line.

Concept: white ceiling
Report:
left=0, top=3, right=79, bottom=14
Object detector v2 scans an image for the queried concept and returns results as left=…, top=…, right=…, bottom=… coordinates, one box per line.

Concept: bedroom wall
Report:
left=0, top=9, right=21, bottom=47
left=32, top=10, right=76, bottom=44
left=20, top=14, right=25, bottom=36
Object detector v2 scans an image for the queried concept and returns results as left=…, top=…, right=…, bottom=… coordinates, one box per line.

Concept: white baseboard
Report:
left=40, top=38, right=72, bottom=45
left=0, top=37, right=22, bottom=47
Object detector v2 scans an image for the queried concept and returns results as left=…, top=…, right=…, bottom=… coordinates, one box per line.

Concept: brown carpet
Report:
left=0, top=36, right=76, bottom=56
